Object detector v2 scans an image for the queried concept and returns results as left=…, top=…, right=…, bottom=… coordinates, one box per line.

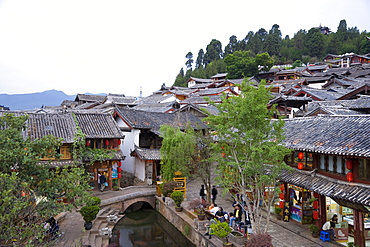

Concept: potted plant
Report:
left=188, top=199, right=207, bottom=220
left=170, top=191, right=184, bottom=212
left=275, top=207, right=282, bottom=220
left=80, top=205, right=100, bottom=230
left=162, top=181, right=177, bottom=202
left=209, top=220, right=233, bottom=247
left=308, top=224, right=319, bottom=238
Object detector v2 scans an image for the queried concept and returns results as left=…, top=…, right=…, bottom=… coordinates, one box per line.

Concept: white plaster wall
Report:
left=116, top=117, right=140, bottom=174
left=135, top=159, right=146, bottom=181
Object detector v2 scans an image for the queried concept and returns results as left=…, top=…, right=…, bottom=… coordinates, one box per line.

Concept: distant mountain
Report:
left=0, top=90, right=75, bottom=110
left=0, top=90, right=103, bottom=110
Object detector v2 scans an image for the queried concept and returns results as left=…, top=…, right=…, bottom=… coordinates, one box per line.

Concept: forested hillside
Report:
left=174, top=19, right=370, bottom=87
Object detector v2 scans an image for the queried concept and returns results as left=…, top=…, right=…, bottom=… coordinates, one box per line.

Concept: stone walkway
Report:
left=54, top=177, right=342, bottom=247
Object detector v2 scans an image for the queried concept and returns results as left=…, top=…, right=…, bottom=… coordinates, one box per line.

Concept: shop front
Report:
left=87, top=160, right=123, bottom=190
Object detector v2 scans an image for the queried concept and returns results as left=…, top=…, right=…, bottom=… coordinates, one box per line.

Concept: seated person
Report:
left=214, top=207, right=228, bottom=222
left=322, top=216, right=337, bottom=240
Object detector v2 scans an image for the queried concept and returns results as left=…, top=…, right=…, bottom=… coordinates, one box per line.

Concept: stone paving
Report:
left=54, top=176, right=342, bottom=247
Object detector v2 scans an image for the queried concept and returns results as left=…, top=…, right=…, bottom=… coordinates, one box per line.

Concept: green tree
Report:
left=0, top=114, right=91, bottom=246
left=224, top=35, right=239, bottom=56
left=224, top=50, right=258, bottom=79
left=185, top=52, right=193, bottom=70
left=159, top=125, right=197, bottom=181
left=248, top=28, right=267, bottom=54
left=264, top=24, right=282, bottom=56
left=203, top=39, right=223, bottom=66
left=174, top=68, right=187, bottom=87
left=195, top=49, right=204, bottom=69
left=204, top=81, right=291, bottom=234
left=255, top=52, right=274, bottom=72
left=305, top=28, right=325, bottom=58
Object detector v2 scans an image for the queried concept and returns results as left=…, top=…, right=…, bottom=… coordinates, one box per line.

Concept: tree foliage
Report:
left=0, top=114, right=91, bottom=246
left=204, top=81, right=291, bottom=234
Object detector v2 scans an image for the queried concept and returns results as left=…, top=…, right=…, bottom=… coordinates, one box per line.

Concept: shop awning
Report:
left=279, top=169, right=370, bottom=208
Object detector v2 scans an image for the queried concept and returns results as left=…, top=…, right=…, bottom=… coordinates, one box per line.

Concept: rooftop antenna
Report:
left=140, top=86, right=142, bottom=98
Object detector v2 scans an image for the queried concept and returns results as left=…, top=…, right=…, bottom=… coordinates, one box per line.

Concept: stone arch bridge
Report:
left=98, top=186, right=157, bottom=213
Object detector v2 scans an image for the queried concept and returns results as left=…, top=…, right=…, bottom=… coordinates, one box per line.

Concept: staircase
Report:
left=81, top=206, right=124, bottom=247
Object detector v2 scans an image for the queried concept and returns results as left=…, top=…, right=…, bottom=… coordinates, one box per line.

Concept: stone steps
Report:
left=82, top=206, right=124, bottom=247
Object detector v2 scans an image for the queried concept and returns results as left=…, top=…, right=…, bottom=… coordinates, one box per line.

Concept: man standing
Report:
left=211, top=185, right=218, bottom=204
left=200, top=184, right=206, bottom=201
left=99, top=172, right=107, bottom=192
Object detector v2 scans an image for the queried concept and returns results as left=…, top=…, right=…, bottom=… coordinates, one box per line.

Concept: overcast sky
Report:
left=0, top=0, right=369, bottom=97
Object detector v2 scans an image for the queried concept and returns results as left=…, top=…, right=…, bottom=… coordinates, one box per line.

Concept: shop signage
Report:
left=283, top=201, right=290, bottom=222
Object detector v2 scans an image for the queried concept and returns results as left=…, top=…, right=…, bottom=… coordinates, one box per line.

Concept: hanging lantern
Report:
left=280, top=184, right=285, bottom=192
left=85, top=140, right=91, bottom=147
left=346, top=171, right=353, bottom=182
left=313, top=192, right=319, bottom=198
left=117, top=161, right=122, bottom=167
left=313, top=200, right=319, bottom=209
left=298, top=152, right=304, bottom=160
left=118, top=173, right=122, bottom=178
left=298, top=162, right=304, bottom=170
left=264, top=191, right=267, bottom=197
left=105, top=139, right=110, bottom=146
left=117, top=139, right=121, bottom=145
left=313, top=211, right=319, bottom=220
left=279, top=193, right=284, bottom=200
left=279, top=201, right=284, bottom=208
left=117, top=167, right=122, bottom=173
left=346, top=160, right=353, bottom=170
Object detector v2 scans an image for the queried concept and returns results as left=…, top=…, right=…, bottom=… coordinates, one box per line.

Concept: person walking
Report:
left=200, top=184, right=206, bottom=201
left=211, top=185, right=218, bottom=204
left=99, top=172, right=107, bottom=192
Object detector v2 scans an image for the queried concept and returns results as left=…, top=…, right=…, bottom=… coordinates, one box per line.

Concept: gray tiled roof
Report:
left=282, top=115, right=370, bottom=157
left=132, top=102, right=176, bottom=113
left=293, top=87, right=343, bottom=101
left=75, top=94, right=106, bottom=103
left=303, top=106, right=365, bottom=116
left=180, top=95, right=223, bottom=105
left=74, top=112, right=123, bottom=139
left=193, top=87, right=236, bottom=96
left=279, top=169, right=370, bottom=206
left=115, top=107, right=208, bottom=131
left=131, top=146, right=160, bottom=160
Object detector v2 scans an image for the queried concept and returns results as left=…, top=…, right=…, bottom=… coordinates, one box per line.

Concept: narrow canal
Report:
left=109, top=205, right=195, bottom=247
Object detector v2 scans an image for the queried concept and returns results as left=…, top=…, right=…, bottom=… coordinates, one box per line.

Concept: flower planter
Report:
left=175, top=206, right=182, bottom=212
left=197, top=214, right=206, bottom=221
left=228, top=231, right=245, bottom=246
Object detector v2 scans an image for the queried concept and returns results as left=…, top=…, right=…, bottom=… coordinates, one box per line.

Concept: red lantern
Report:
left=85, top=140, right=90, bottom=147
left=346, top=160, right=353, bottom=170
left=117, top=167, right=122, bottom=173
left=117, top=161, right=122, bottom=167
left=279, top=201, right=284, bottom=208
left=280, top=184, right=285, bottom=192
left=313, top=200, right=319, bottom=209
left=313, top=192, right=319, bottom=198
left=279, top=193, right=284, bottom=200
left=313, top=211, right=319, bottom=220
left=298, top=152, right=304, bottom=160
left=298, top=162, right=304, bottom=170
left=118, top=173, right=122, bottom=178
left=117, top=139, right=121, bottom=145
left=105, top=139, right=110, bottom=146
left=346, top=171, right=353, bottom=182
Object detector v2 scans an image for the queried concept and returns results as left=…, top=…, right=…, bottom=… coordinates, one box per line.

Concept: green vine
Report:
left=71, top=113, right=115, bottom=165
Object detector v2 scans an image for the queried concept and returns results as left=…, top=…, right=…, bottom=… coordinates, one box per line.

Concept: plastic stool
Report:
left=320, top=231, right=330, bottom=242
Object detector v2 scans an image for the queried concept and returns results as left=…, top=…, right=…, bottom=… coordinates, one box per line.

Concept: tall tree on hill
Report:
left=248, top=28, right=268, bottom=54
left=305, top=28, right=325, bottom=58
left=292, top=29, right=306, bottom=54
left=264, top=24, right=282, bottom=57
left=224, top=35, right=239, bottom=56
left=174, top=68, right=187, bottom=87
left=185, top=52, right=194, bottom=70
left=204, top=59, right=227, bottom=79
left=203, top=39, right=223, bottom=66
left=255, top=52, right=274, bottom=72
left=195, top=49, right=204, bottom=69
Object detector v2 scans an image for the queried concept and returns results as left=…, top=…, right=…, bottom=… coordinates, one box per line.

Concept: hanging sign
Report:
left=283, top=201, right=290, bottom=222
